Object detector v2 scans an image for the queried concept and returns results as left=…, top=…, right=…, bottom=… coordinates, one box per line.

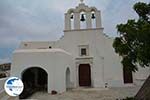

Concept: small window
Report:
left=49, top=46, right=52, bottom=49
left=81, top=48, right=87, bottom=56
left=79, top=45, right=89, bottom=56
left=24, top=44, right=28, bottom=47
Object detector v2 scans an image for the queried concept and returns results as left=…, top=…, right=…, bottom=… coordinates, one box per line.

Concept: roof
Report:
left=14, top=49, right=72, bottom=56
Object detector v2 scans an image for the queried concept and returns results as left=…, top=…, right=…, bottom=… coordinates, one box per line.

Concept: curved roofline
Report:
left=66, top=3, right=99, bottom=14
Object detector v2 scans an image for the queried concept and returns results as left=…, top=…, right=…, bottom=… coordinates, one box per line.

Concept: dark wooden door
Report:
left=79, top=64, right=91, bottom=86
left=123, top=67, right=133, bottom=83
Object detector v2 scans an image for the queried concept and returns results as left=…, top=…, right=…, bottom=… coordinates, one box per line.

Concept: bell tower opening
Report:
left=70, top=12, right=74, bottom=30
left=91, top=10, right=96, bottom=28
left=80, top=11, right=86, bottom=29
left=64, top=1, right=102, bottom=31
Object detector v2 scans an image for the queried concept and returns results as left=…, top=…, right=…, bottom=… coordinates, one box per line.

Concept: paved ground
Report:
left=28, top=86, right=141, bottom=100
left=0, top=86, right=141, bottom=100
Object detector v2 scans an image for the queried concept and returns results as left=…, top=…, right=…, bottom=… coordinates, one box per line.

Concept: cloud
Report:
left=101, top=0, right=149, bottom=36
left=0, top=0, right=149, bottom=61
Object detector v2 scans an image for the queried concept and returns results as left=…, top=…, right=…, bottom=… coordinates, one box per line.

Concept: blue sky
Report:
left=0, top=0, right=149, bottom=64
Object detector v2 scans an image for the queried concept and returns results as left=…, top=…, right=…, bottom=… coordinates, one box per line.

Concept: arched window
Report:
left=80, top=11, right=86, bottom=29
left=70, top=12, right=74, bottom=30
left=66, top=68, right=71, bottom=90
left=91, top=11, right=96, bottom=28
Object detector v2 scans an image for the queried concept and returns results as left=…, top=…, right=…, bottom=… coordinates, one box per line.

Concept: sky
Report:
left=0, top=0, right=149, bottom=64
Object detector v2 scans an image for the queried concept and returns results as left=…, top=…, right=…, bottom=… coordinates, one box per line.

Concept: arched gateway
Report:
left=19, top=67, right=48, bottom=99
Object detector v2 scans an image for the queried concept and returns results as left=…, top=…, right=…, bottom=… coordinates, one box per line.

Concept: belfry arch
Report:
left=64, top=2, right=102, bottom=31
left=80, top=11, right=87, bottom=29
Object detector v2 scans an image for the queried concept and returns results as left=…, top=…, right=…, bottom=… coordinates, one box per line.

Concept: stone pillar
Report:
left=95, top=11, right=102, bottom=28
left=86, top=12, right=92, bottom=29
left=74, top=12, right=80, bottom=29
left=65, top=13, right=71, bottom=30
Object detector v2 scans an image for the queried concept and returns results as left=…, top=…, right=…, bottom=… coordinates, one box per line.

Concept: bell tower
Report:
left=64, top=0, right=103, bottom=31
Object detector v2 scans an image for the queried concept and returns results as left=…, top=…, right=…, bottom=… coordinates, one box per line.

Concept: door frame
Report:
left=79, top=64, right=91, bottom=86
left=123, top=67, right=133, bottom=84
left=76, top=57, right=93, bottom=87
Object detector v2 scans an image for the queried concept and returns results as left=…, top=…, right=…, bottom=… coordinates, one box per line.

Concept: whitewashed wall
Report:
left=11, top=49, right=75, bottom=93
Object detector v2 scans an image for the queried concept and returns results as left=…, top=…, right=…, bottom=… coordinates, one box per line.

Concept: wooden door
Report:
left=79, top=64, right=91, bottom=86
left=123, top=67, right=133, bottom=83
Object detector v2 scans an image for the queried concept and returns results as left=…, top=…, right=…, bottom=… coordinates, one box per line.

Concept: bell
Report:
left=80, top=14, right=85, bottom=21
left=70, top=15, right=73, bottom=19
left=91, top=13, right=96, bottom=19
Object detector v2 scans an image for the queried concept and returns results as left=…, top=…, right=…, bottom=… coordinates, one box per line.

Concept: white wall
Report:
left=59, top=28, right=124, bottom=87
left=19, top=41, right=56, bottom=49
left=16, top=27, right=149, bottom=88
left=16, top=28, right=138, bottom=88
left=11, top=49, right=75, bottom=93
left=133, top=66, right=150, bottom=85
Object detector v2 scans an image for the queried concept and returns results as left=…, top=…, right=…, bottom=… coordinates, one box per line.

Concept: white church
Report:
left=11, top=0, right=150, bottom=95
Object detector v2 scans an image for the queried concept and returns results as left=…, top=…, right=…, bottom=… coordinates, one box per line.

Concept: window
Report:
left=49, top=46, right=52, bottom=49
left=24, top=44, right=28, bottom=47
left=79, top=45, right=89, bottom=56
left=81, top=48, right=87, bottom=56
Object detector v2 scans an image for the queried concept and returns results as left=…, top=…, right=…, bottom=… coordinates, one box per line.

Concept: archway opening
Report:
left=70, top=12, right=74, bottom=30
left=91, top=11, right=96, bottom=28
left=19, top=67, right=48, bottom=99
left=66, top=68, right=71, bottom=90
left=80, top=11, right=86, bottom=29
left=79, top=64, right=91, bottom=87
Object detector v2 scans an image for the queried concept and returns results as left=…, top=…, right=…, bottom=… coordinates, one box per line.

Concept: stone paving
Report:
left=0, top=86, right=141, bottom=100
left=28, top=86, right=141, bottom=100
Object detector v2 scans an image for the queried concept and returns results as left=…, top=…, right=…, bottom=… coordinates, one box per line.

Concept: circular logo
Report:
left=4, top=77, right=24, bottom=96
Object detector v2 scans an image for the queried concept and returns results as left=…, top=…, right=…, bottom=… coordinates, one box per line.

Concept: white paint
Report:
left=11, top=49, right=75, bottom=93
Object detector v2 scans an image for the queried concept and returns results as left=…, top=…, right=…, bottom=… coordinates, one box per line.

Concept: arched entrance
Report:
left=66, top=68, right=71, bottom=90
left=79, top=64, right=91, bottom=87
left=20, top=67, right=48, bottom=99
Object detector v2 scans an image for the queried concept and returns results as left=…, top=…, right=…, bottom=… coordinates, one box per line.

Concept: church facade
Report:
left=11, top=1, right=150, bottom=94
